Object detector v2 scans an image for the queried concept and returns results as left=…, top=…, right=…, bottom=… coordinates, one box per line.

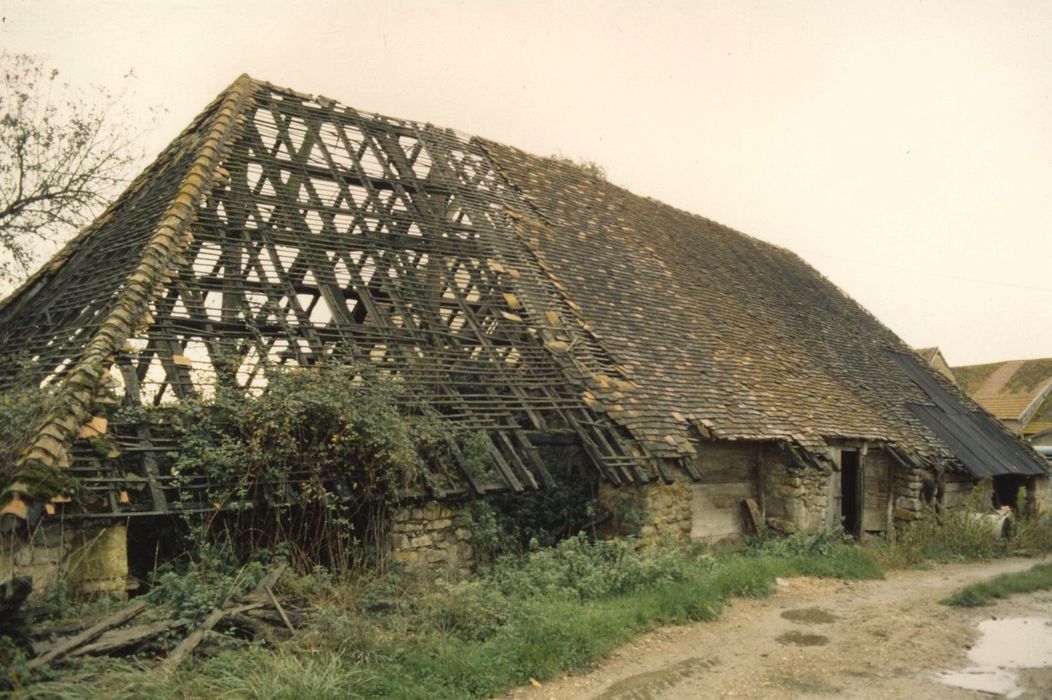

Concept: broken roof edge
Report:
left=0, top=75, right=258, bottom=320
left=0, top=74, right=260, bottom=518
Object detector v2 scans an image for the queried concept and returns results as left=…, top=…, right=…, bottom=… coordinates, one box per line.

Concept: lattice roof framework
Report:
left=0, top=75, right=1045, bottom=521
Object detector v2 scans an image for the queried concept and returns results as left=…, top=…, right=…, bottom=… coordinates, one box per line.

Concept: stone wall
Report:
left=892, top=467, right=928, bottom=524
left=1028, top=475, right=1051, bottom=514
left=639, top=482, right=692, bottom=545
left=390, top=501, right=473, bottom=576
left=597, top=480, right=692, bottom=547
left=761, top=447, right=830, bottom=534
left=1, top=522, right=130, bottom=597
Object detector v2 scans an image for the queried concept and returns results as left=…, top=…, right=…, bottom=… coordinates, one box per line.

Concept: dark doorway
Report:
left=992, top=474, right=1029, bottom=511
left=841, top=450, right=863, bottom=538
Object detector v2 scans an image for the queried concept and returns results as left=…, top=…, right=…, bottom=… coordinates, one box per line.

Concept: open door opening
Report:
left=841, top=450, right=863, bottom=538
left=992, top=474, right=1029, bottom=512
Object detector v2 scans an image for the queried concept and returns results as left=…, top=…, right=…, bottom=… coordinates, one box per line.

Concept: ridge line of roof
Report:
left=1019, top=376, right=1052, bottom=428
left=1, top=74, right=259, bottom=517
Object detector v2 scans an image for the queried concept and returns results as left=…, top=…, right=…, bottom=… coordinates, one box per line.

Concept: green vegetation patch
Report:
left=941, top=563, right=1052, bottom=607
left=11, top=534, right=882, bottom=699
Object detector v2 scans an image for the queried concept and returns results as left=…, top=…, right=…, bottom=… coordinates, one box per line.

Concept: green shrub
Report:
left=145, top=542, right=274, bottom=619
left=415, top=579, right=514, bottom=642
left=119, top=364, right=495, bottom=573
left=868, top=490, right=1007, bottom=568
left=478, top=449, right=600, bottom=554
left=484, top=534, right=701, bottom=601
left=897, top=511, right=999, bottom=563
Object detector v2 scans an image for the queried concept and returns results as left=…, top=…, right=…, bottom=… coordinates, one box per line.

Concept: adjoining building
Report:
left=952, top=358, right=1052, bottom=447
left=914, top=347, right=957, bottom=384
left=1, top=76, right=1046, bottom=589
left=951, top=357, right=1052, bottom=509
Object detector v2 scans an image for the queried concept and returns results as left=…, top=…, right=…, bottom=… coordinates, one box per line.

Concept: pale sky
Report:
left=2, top=0, right=1049, bottom=366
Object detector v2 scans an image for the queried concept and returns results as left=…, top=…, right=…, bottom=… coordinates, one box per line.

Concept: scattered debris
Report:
left=163, top=602, right=264, bottom=672
left=28, top=600, right=147, bottom=670
left=7, top=566, right=300, bottom=677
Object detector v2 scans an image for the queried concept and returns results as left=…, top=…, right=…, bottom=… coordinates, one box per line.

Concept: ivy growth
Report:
left=131, top=364, right=493, bottom=573
left=0, top=381, right=72, bottom=501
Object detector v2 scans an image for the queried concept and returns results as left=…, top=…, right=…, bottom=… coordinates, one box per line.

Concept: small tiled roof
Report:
left=915, top=347, right=940, bottom=363
left=952, top=358, right=1052, bottom=429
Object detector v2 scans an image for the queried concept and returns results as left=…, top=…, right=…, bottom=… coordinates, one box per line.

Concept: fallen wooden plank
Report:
left=71, top=618, right=191, bottom=657
left=28, top=600, right=147, bottom=670
left=744, top=497, right=764, bottom=536
left=242, top=564, right=289, bottom=605
left=263, top=584, right=295, bottom=633
left=163, top=602, right=263, bottom=671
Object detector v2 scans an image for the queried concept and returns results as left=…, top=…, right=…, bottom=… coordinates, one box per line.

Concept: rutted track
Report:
left=501, top=557, right=1052, bottom=699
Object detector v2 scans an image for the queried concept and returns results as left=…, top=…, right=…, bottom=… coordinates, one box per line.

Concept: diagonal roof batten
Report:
left=0, top=75, right=258, bottom=509
left=0, top=74, right=1046, bottom=519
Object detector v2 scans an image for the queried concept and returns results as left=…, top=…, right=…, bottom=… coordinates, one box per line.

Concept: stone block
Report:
left=766, top=517, right=796, bottom=534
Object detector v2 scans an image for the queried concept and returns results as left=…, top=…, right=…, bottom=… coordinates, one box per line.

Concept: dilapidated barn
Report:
left=1, top=76, right=1046, bottom=590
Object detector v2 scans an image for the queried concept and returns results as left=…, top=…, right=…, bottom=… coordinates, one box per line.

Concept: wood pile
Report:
left=3, top=566, right=303, bottom=676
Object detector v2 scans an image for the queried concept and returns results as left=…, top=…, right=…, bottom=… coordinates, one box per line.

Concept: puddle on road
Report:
left=937, top=617, right=1052, bottom=698
left=596, top=656, right=715, bottom=700
left=781, top=607, right=838, bottom=624
left=776, top=630, right=829, bottom=646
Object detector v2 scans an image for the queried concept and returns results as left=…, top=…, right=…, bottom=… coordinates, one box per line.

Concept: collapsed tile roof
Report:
left=0, top=75, right=1045, bottom=520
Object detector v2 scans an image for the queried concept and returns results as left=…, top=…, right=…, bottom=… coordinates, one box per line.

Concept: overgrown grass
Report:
left=941, top=562, right=1052, bottom=607
left=1012, top=512, right=1052, bottom=554
left=866, top=498, right=1009, bottom=570
left=11, top=533, right=882, bottom=699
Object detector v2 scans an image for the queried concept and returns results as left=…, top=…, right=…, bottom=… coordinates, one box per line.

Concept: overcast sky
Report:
left=2, top=0, right=1049, bottom=366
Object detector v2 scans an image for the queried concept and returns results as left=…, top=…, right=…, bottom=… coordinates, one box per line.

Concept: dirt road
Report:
left=501, top=557, right=1052, bottom=699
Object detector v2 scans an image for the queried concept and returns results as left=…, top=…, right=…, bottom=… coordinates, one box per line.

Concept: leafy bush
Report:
left=144, top=542, right=273, bottom=620
left=415, top=579, right=514, bottom=642
left=478, top=448, right=600, bottom=554
left=119, top=364, right=493, bottom=573
left=484, top=534, right=700, bottom=602
left=165, top=365, right=456, bottom=503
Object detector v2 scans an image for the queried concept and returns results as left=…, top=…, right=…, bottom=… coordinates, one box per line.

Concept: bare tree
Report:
left=0, top=53, right=160, bottom=285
